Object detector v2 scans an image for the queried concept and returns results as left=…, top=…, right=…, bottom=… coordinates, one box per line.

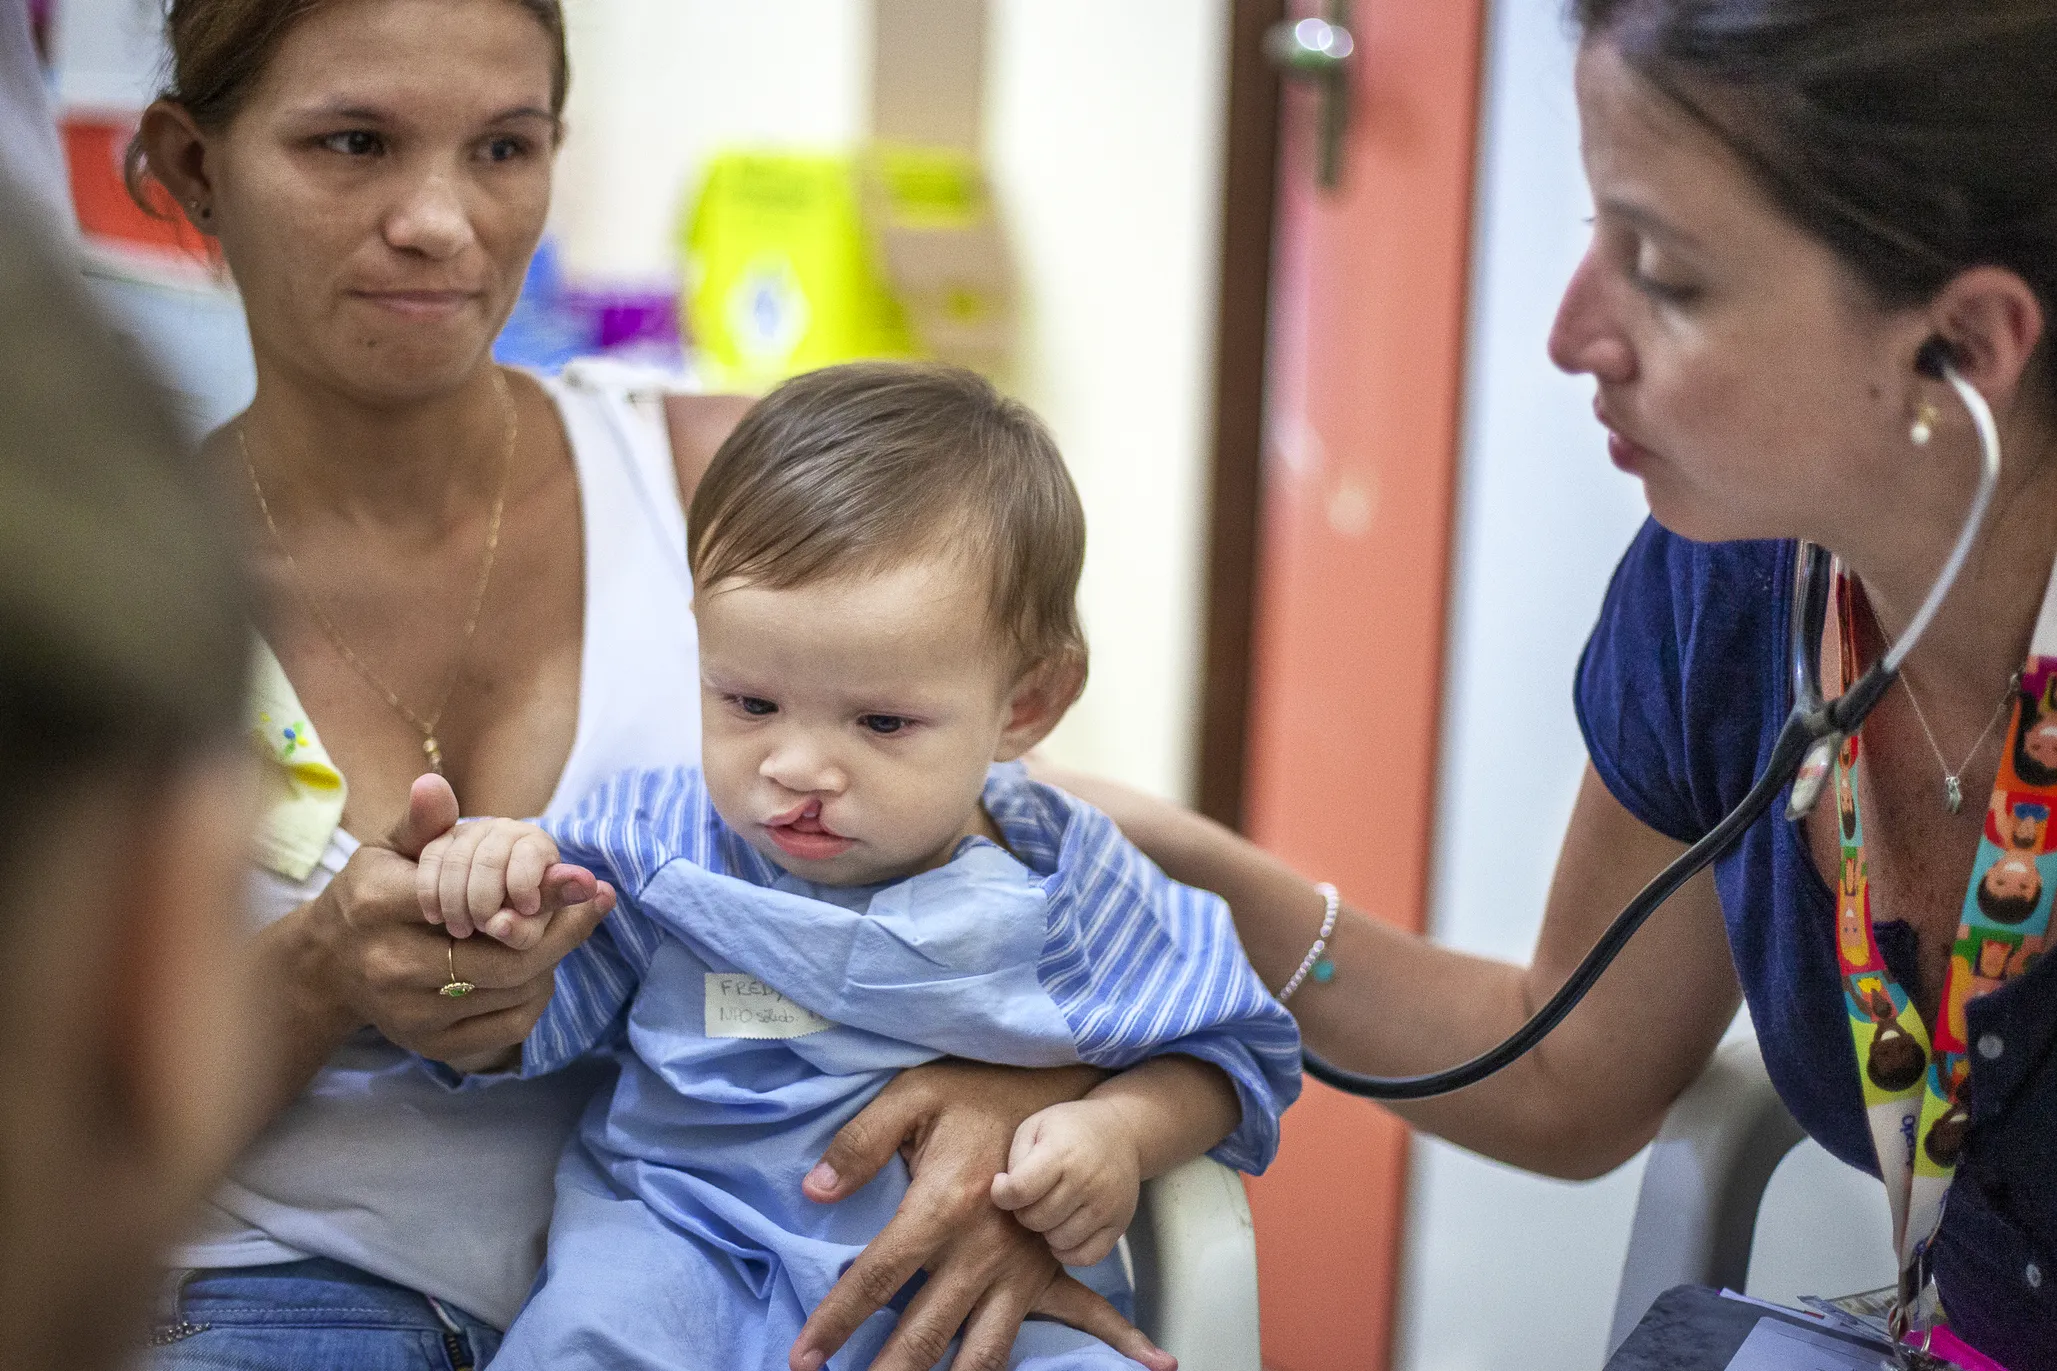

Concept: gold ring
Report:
left=440, top=938, right=476, bottom=998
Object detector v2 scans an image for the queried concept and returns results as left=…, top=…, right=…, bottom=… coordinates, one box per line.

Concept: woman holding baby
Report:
left=129, top=1, right=1188, bottom=1367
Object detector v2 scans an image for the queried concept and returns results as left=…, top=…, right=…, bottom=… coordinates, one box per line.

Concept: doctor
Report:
left=1060, top=1, right=2057, bottom=1365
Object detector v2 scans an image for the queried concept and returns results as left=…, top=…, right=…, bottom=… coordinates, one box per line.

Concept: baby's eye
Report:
left=731, top=696, right=777, bottom=716
left=858, top=714, right=912, bottom=736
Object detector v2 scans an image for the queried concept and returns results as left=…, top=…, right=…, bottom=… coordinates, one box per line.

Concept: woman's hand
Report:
left=791, top=1061, right=1175, bottom=1371
left=251, top=776, right=615, bottom=1116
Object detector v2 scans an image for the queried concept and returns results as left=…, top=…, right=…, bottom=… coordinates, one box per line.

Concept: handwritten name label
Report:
left=703, top=973, right=833, bottom=1040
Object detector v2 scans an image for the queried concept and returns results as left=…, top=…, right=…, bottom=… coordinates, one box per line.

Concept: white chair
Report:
left=1608, top=1035, right=1903, bottom=1355
left=1607, top=1037, right=1808, bottom=1352
left=1125, top=1157, right=1262, bottom=1371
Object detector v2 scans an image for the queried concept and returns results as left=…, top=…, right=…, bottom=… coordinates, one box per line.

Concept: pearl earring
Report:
left=1911, top=400, right=1940, bottom=447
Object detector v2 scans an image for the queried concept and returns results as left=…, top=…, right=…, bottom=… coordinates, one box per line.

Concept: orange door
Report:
left=1241, top=3, right=1487, bottom=1368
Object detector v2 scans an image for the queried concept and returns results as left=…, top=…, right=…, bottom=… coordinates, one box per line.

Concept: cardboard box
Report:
left=862, top=144, right=1014, bottom=372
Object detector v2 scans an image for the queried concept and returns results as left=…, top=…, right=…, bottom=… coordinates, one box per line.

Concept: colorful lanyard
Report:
left=1831, top=568, right=2055, bottom=1345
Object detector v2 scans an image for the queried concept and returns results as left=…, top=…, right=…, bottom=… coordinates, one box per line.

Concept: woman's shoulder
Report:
left=532, top=360, right=748, bottom=502
left=662, top=392, right=755, bottom=497
left=1576, top=519, right=1792, bottom=842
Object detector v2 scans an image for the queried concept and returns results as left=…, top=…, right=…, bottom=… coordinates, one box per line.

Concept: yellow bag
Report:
left=680, top=152, right=914, bottom=392
left=680, top=147, right=1013, bottom=391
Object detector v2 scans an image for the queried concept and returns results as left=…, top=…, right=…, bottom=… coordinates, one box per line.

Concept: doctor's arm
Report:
left=1052, top=762, right=1744, bottom=1181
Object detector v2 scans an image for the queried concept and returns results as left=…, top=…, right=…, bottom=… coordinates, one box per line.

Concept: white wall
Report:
left=50, top=0, right=160, bottom=110
left=553, top=1, right=874, bottom=286
left=556, top=0, right=1228, bottom=802
left=1397, top=3, right=1656, bottom=1369
left=982, top=0, right=1227, bottom=801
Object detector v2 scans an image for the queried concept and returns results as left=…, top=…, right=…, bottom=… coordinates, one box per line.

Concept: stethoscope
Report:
left=1308, top=346, right=2006, bottom=1100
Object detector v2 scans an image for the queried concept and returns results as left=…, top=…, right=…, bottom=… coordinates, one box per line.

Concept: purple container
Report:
left=565, top=289, right=683, bottom=352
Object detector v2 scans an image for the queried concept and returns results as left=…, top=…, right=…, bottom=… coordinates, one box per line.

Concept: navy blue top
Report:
left=1576, top=520, right=2057, bottom=1369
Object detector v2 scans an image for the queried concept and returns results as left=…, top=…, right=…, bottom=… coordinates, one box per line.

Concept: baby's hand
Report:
left=416, top=816, right=601, bottom=950
left=989, top=1100, right=1140, bottom=1268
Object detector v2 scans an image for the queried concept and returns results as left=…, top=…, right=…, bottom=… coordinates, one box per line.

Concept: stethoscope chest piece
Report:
left=1785, top=731, right=1844, bottom=821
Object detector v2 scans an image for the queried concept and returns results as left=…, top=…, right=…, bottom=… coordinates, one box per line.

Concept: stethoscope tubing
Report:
left=1303, top=703, right=1822, bottom=1099
left=1305, top=360, right=2000, bottom=1101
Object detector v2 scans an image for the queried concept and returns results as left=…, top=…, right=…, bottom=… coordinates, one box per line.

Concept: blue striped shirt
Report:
left=530, top=762, right=1301, bottom=1172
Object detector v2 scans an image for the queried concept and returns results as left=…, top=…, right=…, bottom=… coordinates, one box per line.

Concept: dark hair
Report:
left=1976, top=858, right=2041, bottom=926
left=1575, top=0, right=2057, bottom=406
left=0, top=191, right=251, bottom=877
left=688, top=361, right=1089, bottom=676
left=125, top=0, right=570, bottom=208
left=2010, top=684, right=2057, bottom=786
left=1865, top=1024, right=1926, bottom=1093
left=1923, top=1098, right=1970, bottom=1167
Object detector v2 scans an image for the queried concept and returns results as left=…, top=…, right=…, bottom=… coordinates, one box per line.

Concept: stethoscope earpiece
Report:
left=1915, top=337, right=1956, bottom=380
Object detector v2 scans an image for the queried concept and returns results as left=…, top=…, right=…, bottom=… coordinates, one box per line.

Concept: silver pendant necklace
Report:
left=1897, top=670, right=2018, bottom=813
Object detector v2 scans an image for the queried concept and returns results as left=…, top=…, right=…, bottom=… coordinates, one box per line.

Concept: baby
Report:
left=420, top=362, right=1301, bottom=1370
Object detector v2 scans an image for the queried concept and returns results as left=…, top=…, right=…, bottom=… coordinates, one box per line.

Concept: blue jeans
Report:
left=146, top=1259, right=504, bottom=1370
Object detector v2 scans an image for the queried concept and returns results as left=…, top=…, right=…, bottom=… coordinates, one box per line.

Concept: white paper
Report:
left=703, top=973, right=834, bottom=1040
left=1724, top=1319, right=1889, bottom=1371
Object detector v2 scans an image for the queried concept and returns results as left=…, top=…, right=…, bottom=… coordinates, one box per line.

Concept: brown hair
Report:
left=0, top=194, right=251, bottom=876
left=125, top=0, right=570, bottom=208
left=1574, top=0, right=2057, bottom=405
left=689, top=361, right=1089, bottom=678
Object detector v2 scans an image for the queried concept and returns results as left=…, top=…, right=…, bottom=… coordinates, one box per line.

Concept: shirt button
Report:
left=1977, top=1033, right=2005, bottom=1060
left=2028, top=1262, right=2044, bottom=1290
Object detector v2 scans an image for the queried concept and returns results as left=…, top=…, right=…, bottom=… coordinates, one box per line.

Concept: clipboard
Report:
left=1607, top=1286, right=1892, bottom=1371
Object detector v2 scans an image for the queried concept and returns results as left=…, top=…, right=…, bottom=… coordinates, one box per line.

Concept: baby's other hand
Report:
left=415, top=816, right=600, bottom=949
left=989, top=1100, right=1140, bottom=1268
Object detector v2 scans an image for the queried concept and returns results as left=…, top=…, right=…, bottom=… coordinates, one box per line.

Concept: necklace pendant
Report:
left=1945, top=775, right=1963, bottom=814
left=423, top=735, right=443, bottom=775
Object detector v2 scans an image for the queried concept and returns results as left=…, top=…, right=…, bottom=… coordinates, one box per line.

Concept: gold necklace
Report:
left=240, top=369, right=517, bottom=775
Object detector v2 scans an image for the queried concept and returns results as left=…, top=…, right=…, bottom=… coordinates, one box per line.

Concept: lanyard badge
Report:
left=1831, top=570, right=2057, bottom=1363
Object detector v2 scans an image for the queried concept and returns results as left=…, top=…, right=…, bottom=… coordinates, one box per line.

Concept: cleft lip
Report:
left=765, top=797, right=842, bottom=838
left=766, top=798, right=815, bottom=827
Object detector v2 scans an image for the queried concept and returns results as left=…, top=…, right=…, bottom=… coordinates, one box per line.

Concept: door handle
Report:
left=1264, top=4, right=1356, bottom=190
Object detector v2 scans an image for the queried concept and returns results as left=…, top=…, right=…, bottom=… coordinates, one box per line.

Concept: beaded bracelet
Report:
left=1277, top=881, right=1340, bottom=1003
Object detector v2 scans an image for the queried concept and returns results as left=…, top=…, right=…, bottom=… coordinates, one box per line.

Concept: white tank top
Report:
left=174, top=366, right=704, bottom=1328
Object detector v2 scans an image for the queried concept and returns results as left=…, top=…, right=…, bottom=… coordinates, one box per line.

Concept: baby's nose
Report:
left=760, top=739, right=846, bottom=795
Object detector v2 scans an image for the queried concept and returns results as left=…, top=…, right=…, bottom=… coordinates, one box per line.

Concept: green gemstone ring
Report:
left=441, top=939, right=476, bottom=997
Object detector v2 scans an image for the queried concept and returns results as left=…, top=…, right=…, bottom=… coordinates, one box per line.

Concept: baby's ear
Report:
left=995, top=655, right=1087, bottom=762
